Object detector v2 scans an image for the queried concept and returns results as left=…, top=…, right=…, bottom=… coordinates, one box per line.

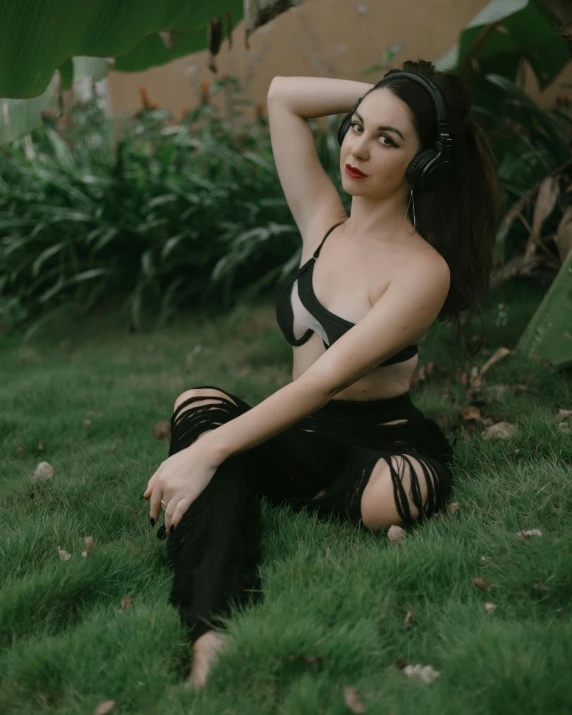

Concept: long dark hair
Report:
left=364, top=59, right=503, bottom=358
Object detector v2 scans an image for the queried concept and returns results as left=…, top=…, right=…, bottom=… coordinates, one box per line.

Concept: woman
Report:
left=142, top=59, right=500, bottom=688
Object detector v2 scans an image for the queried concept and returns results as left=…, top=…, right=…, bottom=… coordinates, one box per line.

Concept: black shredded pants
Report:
left=161, top=385, right=455, bottom=643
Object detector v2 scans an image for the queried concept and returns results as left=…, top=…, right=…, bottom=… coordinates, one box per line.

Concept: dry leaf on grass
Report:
left=120, top=597, right=133, bottom=610
left=460, top=405, right=492, bottom=424
left=557, top=408, right=572, bottom=421
left=33, top=461, right=54, bottom=480
left=404, top=608, right=415, bottom=626
left=82, top=536, right=93, bottom=558
left=460, top=405, right=479, bottom=421
left=57, top=546, right=72, bottom=561
left=387, top=525, right=406, bottom=543
left=344, top=686, right=366, bottom=713
left=484, top=602, right=497, bottom=613
left=82, top=418, right=92, bottom=429
left=152, top=421, right=171, bottom=441
left=516, top=529, right=542, bottom=540
left=559, top=422, right=571, bottom=434
left=402, top=664, right=441, bottom=684
left=534, top=581, right=549, bottom=591
left=473, top=577, right=490, bottom=592
left=470, top=347, right=512, bottom=389
left=481, top=422, right=518, bottom=440
left=93, top=701, right=115, bottom=715
left=38, top=441, right=44, bottom=451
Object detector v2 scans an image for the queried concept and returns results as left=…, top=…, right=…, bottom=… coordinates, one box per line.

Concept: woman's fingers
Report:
left=149, top=483, right=163, bottom=524
left=166, top=496, right=193, bottom=531
left=143, top=467, right=160, bottom=499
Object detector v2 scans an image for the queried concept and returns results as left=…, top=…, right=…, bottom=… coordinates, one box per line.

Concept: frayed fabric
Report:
left=162, top=385, right=455, bottom=642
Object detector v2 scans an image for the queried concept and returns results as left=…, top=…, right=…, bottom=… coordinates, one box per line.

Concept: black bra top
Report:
left=275, top=221, right=418, bottom=368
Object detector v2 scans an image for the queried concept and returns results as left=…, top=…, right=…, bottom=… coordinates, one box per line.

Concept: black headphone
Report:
left=337, top=72, right=453, bottom=192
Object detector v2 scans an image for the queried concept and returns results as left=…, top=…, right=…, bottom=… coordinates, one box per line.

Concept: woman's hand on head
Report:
left=142, top=443, right=222, bottom=530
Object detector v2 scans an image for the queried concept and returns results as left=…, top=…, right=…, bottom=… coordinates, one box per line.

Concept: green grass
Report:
left=0, top=279, right=571, bottom=715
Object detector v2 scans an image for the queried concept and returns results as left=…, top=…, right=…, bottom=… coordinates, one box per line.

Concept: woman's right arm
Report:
left=266, top=76, right=373, bottom=243
left=267, top=75, right=373, bottom=119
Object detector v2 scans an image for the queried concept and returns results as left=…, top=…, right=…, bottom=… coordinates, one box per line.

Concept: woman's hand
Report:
left=142, top=441, right=223, bottom=530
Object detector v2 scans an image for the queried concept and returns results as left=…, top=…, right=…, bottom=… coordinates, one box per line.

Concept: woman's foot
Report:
left=185, top=630, right=229, bottom=690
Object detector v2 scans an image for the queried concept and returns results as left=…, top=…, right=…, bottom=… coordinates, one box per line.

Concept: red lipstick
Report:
left=345, top=164, right=367, bottom=179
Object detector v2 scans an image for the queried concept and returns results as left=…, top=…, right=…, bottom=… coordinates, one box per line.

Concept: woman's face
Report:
left=340, top=87, right=421, bottom=200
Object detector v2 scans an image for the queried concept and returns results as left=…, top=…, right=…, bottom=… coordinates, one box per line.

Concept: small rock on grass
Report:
left=516, top=529, right=542, bottom=540
left=402, top=664, right=440, bottom=684
left=387, top=525, right=406, bottom=543
left=33, top=461, right=54, bottom=480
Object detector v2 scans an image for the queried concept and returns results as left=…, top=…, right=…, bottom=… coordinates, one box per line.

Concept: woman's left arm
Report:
left=148, top=252, right=450, bottom=530
left=145, top=376, right=334, bottom=530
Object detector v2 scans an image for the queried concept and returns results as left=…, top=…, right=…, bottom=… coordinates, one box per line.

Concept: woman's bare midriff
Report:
left=292, top=332, right=419, bottom=400
left=290, top=215, right=435, bottom=402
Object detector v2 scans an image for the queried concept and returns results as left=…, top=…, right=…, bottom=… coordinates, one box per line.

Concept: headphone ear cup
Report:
left=406, top=149, right=437, bottom=190
left=337, top=113, right=353, bottom=146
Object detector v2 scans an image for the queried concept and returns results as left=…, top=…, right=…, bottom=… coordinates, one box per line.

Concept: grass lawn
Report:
left=0, top=278, right=571, bottom=715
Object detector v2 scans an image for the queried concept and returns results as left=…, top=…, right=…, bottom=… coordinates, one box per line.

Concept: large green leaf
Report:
left=0, top=0, right=243, bottom=98
left=435, top=0, right=569, bottom=90
left=516, top=248, right=572, bottom=370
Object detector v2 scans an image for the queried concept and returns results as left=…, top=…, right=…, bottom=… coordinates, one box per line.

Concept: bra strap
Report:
left=312, top=221, right=346, bottom=259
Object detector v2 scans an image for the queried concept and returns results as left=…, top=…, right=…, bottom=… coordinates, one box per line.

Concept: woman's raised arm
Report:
left=267, top=76, right=371, bottom=242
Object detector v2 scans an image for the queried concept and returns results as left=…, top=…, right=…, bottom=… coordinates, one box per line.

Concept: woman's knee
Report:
left=173, top=387, right=238, bottom=414
left=360, top=454, right=434, bottom=531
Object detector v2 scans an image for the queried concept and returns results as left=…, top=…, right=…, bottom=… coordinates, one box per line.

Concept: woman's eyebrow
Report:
left=352, top=111, right=405, bottom=140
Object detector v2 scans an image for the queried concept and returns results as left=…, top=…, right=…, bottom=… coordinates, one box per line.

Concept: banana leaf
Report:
left=435, top=0, right=569, bottom=90
left=516, top=248, right=572, bottom=370
left=0, top=0, right=243, bottom=98
left=0, top=0, right=244, bottom=144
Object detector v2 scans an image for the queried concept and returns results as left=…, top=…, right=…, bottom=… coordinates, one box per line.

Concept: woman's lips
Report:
left=344, top=165, right=367, bottom=179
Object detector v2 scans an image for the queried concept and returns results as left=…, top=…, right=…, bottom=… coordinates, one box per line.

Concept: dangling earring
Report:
left=405, top=187, right=416, bottom=234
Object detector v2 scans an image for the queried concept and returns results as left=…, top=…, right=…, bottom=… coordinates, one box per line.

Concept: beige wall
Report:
left=106, top=0, right=571, bottom=122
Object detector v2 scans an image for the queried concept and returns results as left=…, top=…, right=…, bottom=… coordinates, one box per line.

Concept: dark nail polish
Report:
left=156, top=524, right=166, bottom=540
left=169, top=524, right=175, bottom=534
left=150, top=517, right=155, bottom=527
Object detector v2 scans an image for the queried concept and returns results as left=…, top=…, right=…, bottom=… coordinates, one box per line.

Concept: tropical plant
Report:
left=0, top=76, right=305, bottom=339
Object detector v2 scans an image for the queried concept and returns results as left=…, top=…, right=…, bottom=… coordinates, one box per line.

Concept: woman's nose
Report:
left=351, top=136, right=369, bottom=160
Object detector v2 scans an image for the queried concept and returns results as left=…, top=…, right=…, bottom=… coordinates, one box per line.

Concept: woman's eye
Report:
left=349, top=123, right=395, bottom=147
left=380, top=134, right=396, bottom=147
